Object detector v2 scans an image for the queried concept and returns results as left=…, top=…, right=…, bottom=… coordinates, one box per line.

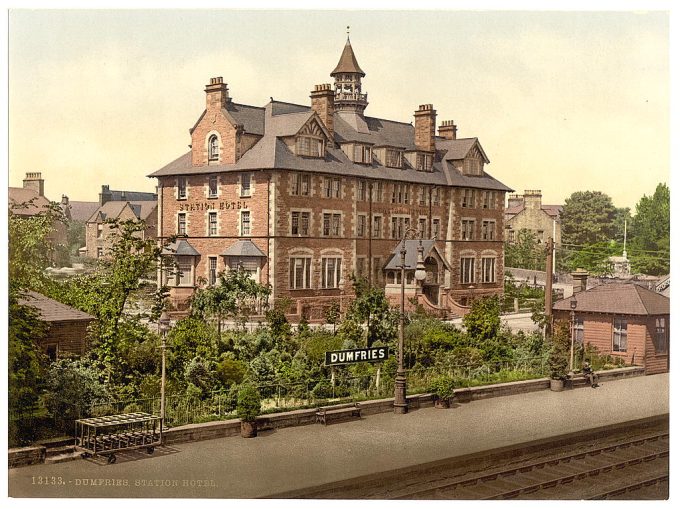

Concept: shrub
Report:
left=428, top=375, right=457, bottom=399
left=236, top=385, right=262, bottom=422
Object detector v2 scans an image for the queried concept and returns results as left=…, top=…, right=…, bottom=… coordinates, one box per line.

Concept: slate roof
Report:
left=103, top=189, right=157, bottom=202
left=553, top=283, right=670, bottom=316
left=9, top=187, right=51, bottom=216
left=18, top=291, right=94, bottom=322
left=331, top=38, right=365, bottom=77
left=384, top=240, right=450, bottom=271
left=221, top=239, right=267, bottom=257
left=505, top=203, right=563, bottom=219
left=87, top=201, right=157, bottom=223
left=148, top=103, right=513, bottom=193
left=162, top=239, right=200, bottom=256
left=67, top=201, right=100, bottom=223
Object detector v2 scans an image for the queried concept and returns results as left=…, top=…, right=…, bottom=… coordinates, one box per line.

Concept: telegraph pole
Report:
left=544, top=237, right=554, bottom=337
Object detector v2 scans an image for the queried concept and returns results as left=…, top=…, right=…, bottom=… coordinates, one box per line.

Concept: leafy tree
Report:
left=44, top=358, right=109, bottom=422
left=629, top=183, right=670, bottom=275
left=558, top=240, right=622, bottom=275
left=44, top=218, right=165, bottom=380
left=463, top=296, right=501, bottom=344
left=167, top=317, right=219, bottom=378
left=8, top=202, right=65, bottom=295
left=342, top=276, right=398, bottom=347
left=505, top=229, right=543, bottom=270
left=8, top=201, right=62, bottom=438
left=561, top=191, right=617, bottom=246
left=324, top=301, right=341, bottom=335
left=192, top=268, right=271, bottom=333
left=8, top=301, right=47, bottom=423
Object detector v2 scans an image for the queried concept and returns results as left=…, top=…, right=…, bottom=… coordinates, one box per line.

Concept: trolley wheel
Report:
left=81, top=452, right=91, bottom=459
left=107, top=454, right=117, bottom=464
left=146, top=446, right=155, bottom=454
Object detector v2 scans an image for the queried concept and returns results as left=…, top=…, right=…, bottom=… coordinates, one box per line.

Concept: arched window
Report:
left=208, top=135, right=219, bottom=161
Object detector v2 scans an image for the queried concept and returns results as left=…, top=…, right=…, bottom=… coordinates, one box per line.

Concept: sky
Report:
left=5, top=5, right=672, bottom=211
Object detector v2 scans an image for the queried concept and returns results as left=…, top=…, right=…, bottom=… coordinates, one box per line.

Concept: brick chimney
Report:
left=23, top=172, right=44, bottom=196
left=571, top=269, right=589, bottom=294
left=438, top=120, right=457, bottom=140
left=310, top=83, right=334, bottom=141
left=523, top=190, right=543, bottom=210
left=507, top=194, right=524, bottom=209
left=414, top=104, right=437, bottom=152
left=205, top=76, right=229, bottom=111
left=100, top=185, right=112, bottom=206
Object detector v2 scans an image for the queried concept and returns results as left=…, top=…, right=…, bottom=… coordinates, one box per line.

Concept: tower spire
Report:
left=331, top=33, right=368, bottom=114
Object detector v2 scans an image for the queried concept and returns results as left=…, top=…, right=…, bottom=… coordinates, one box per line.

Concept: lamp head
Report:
left=159, top=311, right=171, bottom=333
left=570, top=297, right=577, bottom=310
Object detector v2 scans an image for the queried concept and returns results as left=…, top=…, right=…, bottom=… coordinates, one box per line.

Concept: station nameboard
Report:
left=324, top=347, right=389, bottom=366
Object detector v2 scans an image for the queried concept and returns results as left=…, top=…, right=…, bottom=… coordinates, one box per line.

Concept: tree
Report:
left=8, top=202, right=63, bottom=441
left=43, top=358, right=109, bottom=423
left=44, top=218, right=165, bottom=381
left=629, top=183, right=670, bottom=276
left=463, top=296, right=501, bottom=344
left=8, top=301, right=47, bottom=423
left=561, top=191, right=617, bottom=246
left=342, top=277, right=399, bottom=347
left=8, top=202, right=65, bottom=296
left=504, top=229, right=543, bottom=270
left=191, top=268, right=271, bottom=333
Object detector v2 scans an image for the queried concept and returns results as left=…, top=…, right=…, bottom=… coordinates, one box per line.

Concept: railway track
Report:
left=272, top=415, right=668, bottom=500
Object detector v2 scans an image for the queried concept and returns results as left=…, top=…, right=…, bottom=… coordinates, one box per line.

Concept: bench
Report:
left=566, top=371, right=599, bottom=389
left=315, top=403, right=362, bottom=426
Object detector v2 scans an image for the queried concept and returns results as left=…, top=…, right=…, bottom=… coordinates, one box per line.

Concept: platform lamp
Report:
left=569, top=296, right=578, bottom=375
left=395, top=231, right=427, bottom=414
left=158, top=311, right=171, bottom=428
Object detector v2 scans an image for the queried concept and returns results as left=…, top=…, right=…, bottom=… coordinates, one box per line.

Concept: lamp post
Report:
left=158, top=311, right=171, bottom=427
left=394, top=230, right=427, bottom=414
left=569, top=296, right=577, bottom=375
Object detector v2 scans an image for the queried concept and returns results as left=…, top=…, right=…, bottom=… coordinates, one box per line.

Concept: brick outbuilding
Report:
left=18, top=291, right=95, bottom=360
left=553, top=283, right=669, bottom=375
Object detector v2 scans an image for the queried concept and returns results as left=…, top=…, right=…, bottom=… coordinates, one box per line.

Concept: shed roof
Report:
left=18, top=291, right=94, bottom=322
left=553, top=283, right=669, bottom=316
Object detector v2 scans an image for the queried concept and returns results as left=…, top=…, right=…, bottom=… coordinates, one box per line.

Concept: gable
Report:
left=297, top=115, right=332, bottom=142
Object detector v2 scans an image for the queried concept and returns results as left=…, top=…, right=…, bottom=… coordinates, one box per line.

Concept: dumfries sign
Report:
left=324, top=347, right=389, bottom=366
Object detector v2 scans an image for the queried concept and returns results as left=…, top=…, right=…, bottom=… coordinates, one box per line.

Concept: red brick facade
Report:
left=150, top=39, right=512, bottom=318
left=554, top=310, right=669, bottom=375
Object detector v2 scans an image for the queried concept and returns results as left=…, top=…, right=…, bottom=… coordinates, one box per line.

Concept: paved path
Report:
left=8, top=373, right=668, bottom=499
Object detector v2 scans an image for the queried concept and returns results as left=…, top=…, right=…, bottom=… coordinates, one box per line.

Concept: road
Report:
left=8, top=373, right=668, bottom=499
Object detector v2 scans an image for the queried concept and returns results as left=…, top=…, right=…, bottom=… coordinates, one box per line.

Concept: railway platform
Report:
left=7, top=372, right=669, bottom=499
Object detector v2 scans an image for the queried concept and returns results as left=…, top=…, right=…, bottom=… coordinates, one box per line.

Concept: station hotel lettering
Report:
left=149, top=37, right=513, bottom=317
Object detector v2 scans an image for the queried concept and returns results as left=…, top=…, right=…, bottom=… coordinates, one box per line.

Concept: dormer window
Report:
left=296, top=136, right=325, bottom=157
left=416, top=153, right=433, bottom=171
left=353, top=144, right=372, bottom=164
left=208, top=135, right=219, bottom=161
left=385, top=149, right=403, bottom=168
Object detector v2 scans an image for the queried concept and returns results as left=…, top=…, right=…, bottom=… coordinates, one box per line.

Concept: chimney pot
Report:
left=438, top=120, right=458, bottom=140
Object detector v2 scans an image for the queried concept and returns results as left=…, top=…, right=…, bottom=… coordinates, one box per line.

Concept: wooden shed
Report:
left=18, top=291, right=95, bottom=360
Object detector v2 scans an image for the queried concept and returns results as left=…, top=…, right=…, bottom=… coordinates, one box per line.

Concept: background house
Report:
left=9, top=172, right=68, bottom=265
left=505, top=189, right=562, bottom=244
left=85, top=200, right=158, bottom=259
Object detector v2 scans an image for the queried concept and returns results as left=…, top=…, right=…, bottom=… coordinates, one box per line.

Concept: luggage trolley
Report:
left=75, top=412, right=162, bottom=464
